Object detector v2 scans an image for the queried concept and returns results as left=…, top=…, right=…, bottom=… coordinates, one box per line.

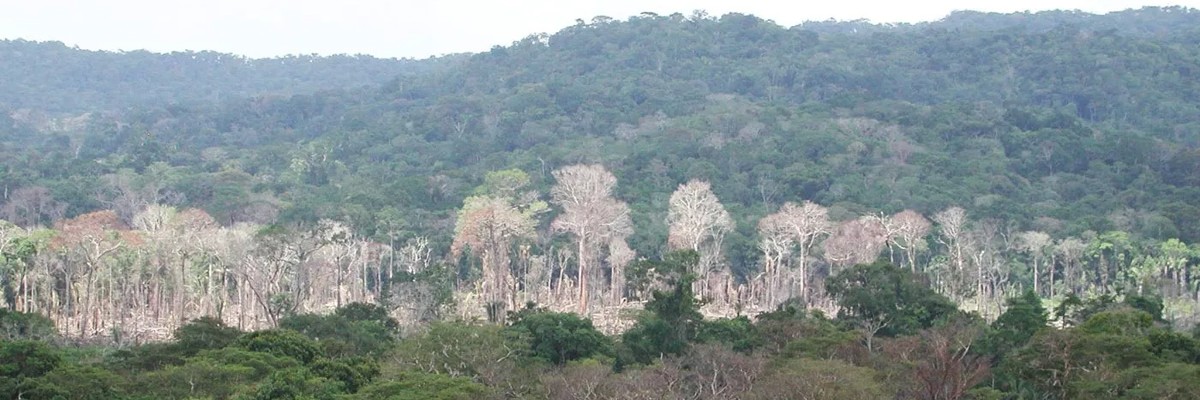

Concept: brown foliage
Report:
left=0, top=186, right=66, bottom=227
left=823, top=217, right=887, bottom=270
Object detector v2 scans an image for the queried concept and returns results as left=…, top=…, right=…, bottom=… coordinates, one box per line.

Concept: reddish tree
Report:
left=823, top=217, right=887, bottom=272
left=451, top=195, right=537, bottom=316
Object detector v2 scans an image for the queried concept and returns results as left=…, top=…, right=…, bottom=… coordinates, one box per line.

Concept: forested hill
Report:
left=3, top=6, right=1200, bottom=271
left=0, top=39, right=443, bottom=112
left=9, top=8, right=1200, bottom=399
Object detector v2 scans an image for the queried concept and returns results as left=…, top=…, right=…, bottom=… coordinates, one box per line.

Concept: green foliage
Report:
left=0, top=309, right=57, bottom=341
left=0, top=39, right=426, bottom=113
left=826, top=260, right=959, bottom=336
left=348, top=371, right=490, bottom=400
left=0, top=340, right=61, bottom=379
left=19, top=364, right=125, bottom=400
left=1148, top=330, right=1200, bottom=364
left=238, top=367, right=343, bottom=400
left=334, top=302, right=401, bottom=332
left=626, top=250, right=698, bottom=296
left=746, top=358, right=890, bottom=399
left=985, top=290, right=1048, bottom=358
left=0, top=340, right=62, bottom=397
left=131, top=357, right=256, bottom=399
left=697, top=316, right=762, bottom=353
left=390, top=321, right=529, bottom=377
left=279, top=305, right=397, bottom=358
left=191, top=347, right=302, bottom=381
left=1109, top=363, right=1200, bottom=400
left=172, top=316, right=243, bottom=355
left=620, top=256, right=705, bottom=365
left=308, top=358, right=379, bottom=393
left=507, top=305, right=612, bottom=365
left=234, top=329, right=321, bottom=364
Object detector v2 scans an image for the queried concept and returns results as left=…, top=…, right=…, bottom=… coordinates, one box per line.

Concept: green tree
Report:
left=234, top=329, right=322, bottom=364
left=239, top=367, right=343, bottom=400
left=826, top=260, right=959, bottom=336
left=0, top=309, right=57, bottom=341
left=985, top=290, right=1048, bottom=358
left=279, top=310, right=395, bottom=358
left=0, top=340, right=62, bottom=398
left=620, top=255, right=705, bottom=365
left=19, top=364, right=125, bottom=400
left=507, top=306, right=612, bottom=365
left=349, top=371, right=489, bottom=400
left=173, top=316, right=244, bottom=355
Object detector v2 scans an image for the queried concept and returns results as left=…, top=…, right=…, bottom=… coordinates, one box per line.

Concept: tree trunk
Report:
left=1033, top=257, right=1040, bottom=296
left=799, top=238, right=809, bottom=305
left=577, top=237, right=588, bottom=315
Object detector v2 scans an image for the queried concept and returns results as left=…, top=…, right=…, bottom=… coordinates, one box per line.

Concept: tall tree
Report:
left=451, top=195, right=537, bottom=317
left=550, top=164, right=632, bottom=315
left=1017, top=231, right=1051, bottom=296
left=761, top=201, right=831, bottom=304
left=51, top=210, right=132, bottom=336
left=756, top=211, right=794, bottom=307
left=824, top=217, right=886, bottom=273
left=667, top=180, right=733, bottom=300
left=890, top=210, right=932, bottom=273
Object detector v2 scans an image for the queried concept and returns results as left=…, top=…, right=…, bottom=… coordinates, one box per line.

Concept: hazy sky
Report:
left=1, top=1, right=1196, bottom=59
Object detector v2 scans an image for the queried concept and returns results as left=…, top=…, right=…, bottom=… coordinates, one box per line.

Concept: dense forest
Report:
left=3, top=6, right=1200, bottom=399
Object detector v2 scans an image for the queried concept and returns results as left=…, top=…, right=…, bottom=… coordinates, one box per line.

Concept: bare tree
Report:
left=908, top=321, right=991, bottom=400
left=1055, top=238, right=1086, bottom=296
left=823, top=217, right=886, bottom=272
left=608, top=239, right=635, bottom=305
left=550, top=164, right=632, bottom=315
left=933, top=207, right=971, bottom=299
left=668, top=180, right=734, bottom=301
left=96, top=172, right=182, bottom=224
left=934, top=207, right=969, bottom=276
left=1018, top=231, right=1051, bottom=296
left=890, top=210, right=932, bottom=272
left=52, top=210, right=130, bottom=336
left=770, top=201, right=832, bottom=304
left=756, top=211, right=794, bottom=307
left=0, top=186, right=66, bottom=227
left=668, top=180, right=733, bottom=266
left=788, top=202, right=831, bottom=304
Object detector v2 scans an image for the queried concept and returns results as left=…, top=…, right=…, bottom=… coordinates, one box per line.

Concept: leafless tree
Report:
left=756, top=211, right=794, bottom=307
left=0, top=186, right=66, bottom=227
left=668, top=180, right=734, bottom=301
left=824, top=217, right=886, bottom=272
left=890, top=210, right=932, bottom=272
left=1056, top=237, right=1087, bottom=296
left=1018, top=231, right=1052, bottom=296
left=668, top=180, right=733, bottom=267
left=934, top=207, right=969, bottom=275
left=51, top=210, right=131, bottom=336
left=550, top=164, right=632, bottom=315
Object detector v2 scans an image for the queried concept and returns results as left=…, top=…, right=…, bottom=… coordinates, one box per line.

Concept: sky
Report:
left=1, top=1, right=1196, bottom=59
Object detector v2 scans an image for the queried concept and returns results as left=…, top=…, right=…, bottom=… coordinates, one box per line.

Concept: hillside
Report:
left=3, top=6, right=1200, bottom=399
left=7, top=7, right=1200, bottom=242
left=2, top=5, right=1198, bottom=280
